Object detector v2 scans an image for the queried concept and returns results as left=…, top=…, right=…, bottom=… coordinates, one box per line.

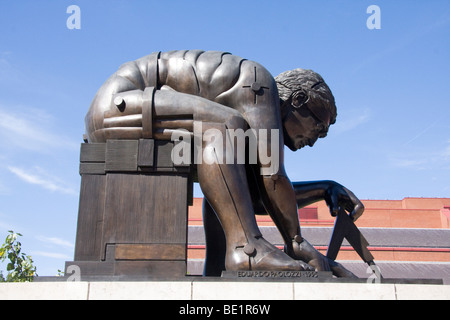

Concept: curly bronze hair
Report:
left=275, top=68, right=337, bottom=125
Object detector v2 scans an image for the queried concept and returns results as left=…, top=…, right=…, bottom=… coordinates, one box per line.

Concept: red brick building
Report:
left=187, top=197, right=450, bottom=281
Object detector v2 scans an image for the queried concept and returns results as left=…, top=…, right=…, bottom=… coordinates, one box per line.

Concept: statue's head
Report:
left=275, top=69, right=337, bottom=151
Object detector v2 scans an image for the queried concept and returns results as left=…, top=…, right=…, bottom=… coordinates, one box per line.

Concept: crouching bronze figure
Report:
left=85, top=50, right=365, bottom=277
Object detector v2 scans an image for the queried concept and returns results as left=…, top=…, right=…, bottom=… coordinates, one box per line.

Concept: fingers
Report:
left=342, top=186, right=364, bottom=221
left=327, top=185, right=364, bottom=221
left=326, top=186, right=340, bottom=217
left=104, top=114, right=142, bottom=128
left=351, top=202, right=365, bottom=221
left=101, top=127, right=143, bottom=140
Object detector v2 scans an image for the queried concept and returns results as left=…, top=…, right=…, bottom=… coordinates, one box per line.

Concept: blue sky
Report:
left=0, top=0, right=449, bottom=275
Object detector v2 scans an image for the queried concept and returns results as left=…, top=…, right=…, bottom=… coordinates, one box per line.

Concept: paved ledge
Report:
left=0, top=280, right=449, bottom=300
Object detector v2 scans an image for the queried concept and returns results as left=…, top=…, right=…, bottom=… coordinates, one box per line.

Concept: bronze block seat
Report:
left=66, top=139, right=193, bottom=278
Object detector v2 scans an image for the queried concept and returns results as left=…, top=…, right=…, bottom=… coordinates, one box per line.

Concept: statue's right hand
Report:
left=324, top=181, right=365, bottom=221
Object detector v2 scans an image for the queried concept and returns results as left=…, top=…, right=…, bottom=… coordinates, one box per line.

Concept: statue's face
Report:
left=282, top=97, right=330, bottom=151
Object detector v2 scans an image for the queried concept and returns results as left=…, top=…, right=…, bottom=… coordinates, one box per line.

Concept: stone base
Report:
left=1, top=280, right=449, bottom=300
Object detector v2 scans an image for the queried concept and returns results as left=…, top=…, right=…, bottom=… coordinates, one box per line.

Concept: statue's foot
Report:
left=287, top=236, right=358, bottom=278
left=225, top=236, right=314, bottom=272
left=327, top=259, right=358, bottom=278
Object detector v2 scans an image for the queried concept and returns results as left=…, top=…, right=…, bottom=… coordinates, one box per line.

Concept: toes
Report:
left=297, top=260, right=315, bottom=271
left=327, top=258, right=358, bottom=278
left=308, top=258, right=331, bottom=272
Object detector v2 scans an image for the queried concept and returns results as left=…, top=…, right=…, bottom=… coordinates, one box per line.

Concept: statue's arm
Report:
left=86, top=52, right=244, bottom=143
left=293, top=180, right=336, bottom=208
left=293, top=180, right=365, bottom=221
left=85, top=57, right=153, bottom=142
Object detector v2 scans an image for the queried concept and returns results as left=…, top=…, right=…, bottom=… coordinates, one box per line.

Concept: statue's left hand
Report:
left=324, top=182, right=364, bottom=221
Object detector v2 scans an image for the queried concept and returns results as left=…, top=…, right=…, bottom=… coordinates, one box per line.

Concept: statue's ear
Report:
left=291, top=90, right=309, bottom=109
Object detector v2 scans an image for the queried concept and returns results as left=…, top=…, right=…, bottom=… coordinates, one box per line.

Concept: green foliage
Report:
left=0, top=231, right=37, bottom=282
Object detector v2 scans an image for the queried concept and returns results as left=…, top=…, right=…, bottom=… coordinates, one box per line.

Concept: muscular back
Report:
left=85, top=50, right=281, bottom=143
left=158, top=50, right=243, bottom=100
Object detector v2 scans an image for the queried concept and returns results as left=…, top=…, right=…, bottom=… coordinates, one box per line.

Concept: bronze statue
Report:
left=85, top=50, right=364, bottom=277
